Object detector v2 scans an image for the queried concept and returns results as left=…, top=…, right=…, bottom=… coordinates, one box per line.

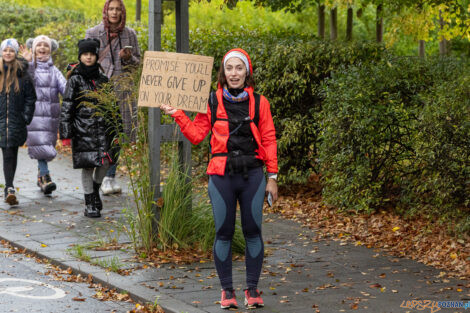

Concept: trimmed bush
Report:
left=410, top=71, right=470, bottom=231
left=320, top=56, right=469, bottom=230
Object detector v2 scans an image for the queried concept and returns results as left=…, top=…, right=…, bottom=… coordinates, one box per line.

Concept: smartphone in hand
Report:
left=124, top=46, right=133, bottom=50
left=267, top=192, right=273, bottom=207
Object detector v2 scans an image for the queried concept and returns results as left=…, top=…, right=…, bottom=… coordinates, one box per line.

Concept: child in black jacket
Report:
left=0, top=38, right=36, bottom=205
left=59, top=39, right=119, bottom=218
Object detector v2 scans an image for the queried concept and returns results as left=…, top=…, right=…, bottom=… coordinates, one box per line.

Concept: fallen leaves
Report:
left=128, top=303, right=164, bottom=313
left=135, top=247, right=212, bottom=265
left=369, top=283, right=382, bottom=289
left=268, top=179, right=470, bottom=281
left=72, top=297, right=86, bottom=301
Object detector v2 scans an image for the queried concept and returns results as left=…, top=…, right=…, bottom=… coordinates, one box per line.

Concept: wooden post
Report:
left=439, top=10, right=448, bottom=56
left=330, top=7, right=337, bottom=41
left=176, top=0, right=190, bottom=54
left=148, top=0, right=192, bottom=224
left=175, top=0, right=192, bottom=180
left=318, top=4, right=325, bottom=39
left=176, top=0, right=193, bottom=181
left=148, top=0, right=164, bottom=230
left=418, top=40, right=425, bottom=58
left=136, top=0, right=142, bottom=21
left=346, top=6, right=353, bottom=41
left=376, top=4, right=383, bottom=43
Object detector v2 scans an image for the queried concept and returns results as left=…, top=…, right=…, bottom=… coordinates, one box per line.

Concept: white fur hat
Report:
left=26, top=35, right=59, bottom=54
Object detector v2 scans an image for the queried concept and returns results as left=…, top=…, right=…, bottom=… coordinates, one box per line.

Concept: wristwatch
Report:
left=267, top=173, right=277, bottom=181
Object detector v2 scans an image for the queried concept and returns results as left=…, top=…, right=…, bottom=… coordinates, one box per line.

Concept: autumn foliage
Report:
left=273, top=178, right=470, bottom=281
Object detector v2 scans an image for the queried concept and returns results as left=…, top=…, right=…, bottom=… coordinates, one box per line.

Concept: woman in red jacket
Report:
left=161, top=48, right=278, bottom=310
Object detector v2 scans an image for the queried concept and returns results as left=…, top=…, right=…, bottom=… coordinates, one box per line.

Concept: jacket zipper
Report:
left=6, top=93, right=9, bottom=145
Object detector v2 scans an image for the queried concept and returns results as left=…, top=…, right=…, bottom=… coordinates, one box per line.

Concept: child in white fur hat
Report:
left=20, top=35, right=66, bottom=195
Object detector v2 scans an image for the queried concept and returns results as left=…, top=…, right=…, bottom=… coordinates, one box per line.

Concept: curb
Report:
left=0, top=229, right=207, bottom=313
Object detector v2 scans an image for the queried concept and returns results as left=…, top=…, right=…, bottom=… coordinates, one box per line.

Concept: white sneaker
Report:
left=110, top=177, right=122, bottom=194
left=100, top=177, right=114, bottom=195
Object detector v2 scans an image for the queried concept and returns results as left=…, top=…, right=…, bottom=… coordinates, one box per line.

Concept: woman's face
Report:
left=80, top=52, right=97, bottom=66
left=35, top=42, right=51, bottom=58
left=2, top=47, right=16, bottom=64
left=224, top=57, right=247, bottom=89
left=107, top=0, right=123, bottom=25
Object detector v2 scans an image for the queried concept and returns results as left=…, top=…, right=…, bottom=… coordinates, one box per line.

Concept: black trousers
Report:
left=208, top=167, right=266, bottom=290
left=2, top=146, right=19, bottom=188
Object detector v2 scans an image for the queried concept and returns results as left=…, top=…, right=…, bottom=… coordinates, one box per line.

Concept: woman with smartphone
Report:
left=85, top=0, right=140, bottom=195
left=161, top=48, right=278, bottom=310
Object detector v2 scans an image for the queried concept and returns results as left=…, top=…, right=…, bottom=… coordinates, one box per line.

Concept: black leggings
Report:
left=2, top=146, right=19, bottom=188
left=208, top=167, right=266, bottom=290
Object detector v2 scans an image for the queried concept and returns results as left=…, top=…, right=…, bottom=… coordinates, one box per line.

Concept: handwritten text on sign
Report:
left=138, top=51, right=214, bottom=113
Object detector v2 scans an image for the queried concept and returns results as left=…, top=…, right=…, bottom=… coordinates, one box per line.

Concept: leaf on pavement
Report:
left=72, top=297, right=86, bottom=301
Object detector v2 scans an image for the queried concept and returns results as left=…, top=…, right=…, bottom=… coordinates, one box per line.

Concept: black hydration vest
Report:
left=209, top=91, right=263, bottom=177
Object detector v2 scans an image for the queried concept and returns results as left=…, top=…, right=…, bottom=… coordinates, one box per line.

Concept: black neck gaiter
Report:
left=78, top=62, right=100, bottom=80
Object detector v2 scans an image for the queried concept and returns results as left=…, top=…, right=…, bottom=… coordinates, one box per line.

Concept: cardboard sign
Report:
left=138, top=51, right=214, bottom=113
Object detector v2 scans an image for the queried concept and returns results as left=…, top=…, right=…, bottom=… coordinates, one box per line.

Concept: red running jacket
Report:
left=171, top=86, right=278, bottom=176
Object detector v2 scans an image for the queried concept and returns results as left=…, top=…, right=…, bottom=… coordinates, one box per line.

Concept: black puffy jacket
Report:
left=0, top=63, right=36, bottom=148
left=59, top=66, right=119, bottom=169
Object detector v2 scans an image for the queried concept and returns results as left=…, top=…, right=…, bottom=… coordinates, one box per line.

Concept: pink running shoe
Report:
left=244, top=288, right=264, bottom=308
left=220, top=289, right=238, bottom=309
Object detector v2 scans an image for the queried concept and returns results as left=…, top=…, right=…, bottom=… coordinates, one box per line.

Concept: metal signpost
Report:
left=148, top=0, right=192, bottom=224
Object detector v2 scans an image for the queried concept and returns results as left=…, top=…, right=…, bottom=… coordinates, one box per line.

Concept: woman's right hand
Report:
left=160, top=104, right=177, bottom=115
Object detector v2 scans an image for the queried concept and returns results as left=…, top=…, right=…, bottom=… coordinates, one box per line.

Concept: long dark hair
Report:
left=0, top=58, right=24, bottom=94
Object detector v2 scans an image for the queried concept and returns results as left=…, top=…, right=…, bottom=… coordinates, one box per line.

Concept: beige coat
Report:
left=85, top=22, right=140, bottom=78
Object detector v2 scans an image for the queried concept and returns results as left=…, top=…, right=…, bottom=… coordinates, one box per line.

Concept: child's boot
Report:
left=4, top=187, right=18, bottom=206
left=100, top=176, right=113, bottom=195
left=93, top=181, right=102, bottom=211
left=110, top=177, right=122, bottom=194
left=40, top=174, right=56, bottom=195
left=84, top=193, right=100, bottom=218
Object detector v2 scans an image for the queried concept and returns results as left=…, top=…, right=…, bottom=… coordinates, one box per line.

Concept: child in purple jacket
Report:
left=20, top=35, right=66, bottom=194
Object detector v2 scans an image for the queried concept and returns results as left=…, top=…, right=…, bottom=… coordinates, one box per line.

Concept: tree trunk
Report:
left=136, top=0, right=142, bottom=21
left=418, top=40, right=425, bottom=58
left=318, top=4, right=325, bottom=39
left=346, top=6, right=353, bottom=41
left=376, top=4, right=383, bottom=43
left=439, top=10, right=448, bottom=55
left=330, top=7, right=337, bottom=41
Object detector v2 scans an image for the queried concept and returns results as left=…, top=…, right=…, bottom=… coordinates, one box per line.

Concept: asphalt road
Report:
left=0, top=243, right=135, bottom=313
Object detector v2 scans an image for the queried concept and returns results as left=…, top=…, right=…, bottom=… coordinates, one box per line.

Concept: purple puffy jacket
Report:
left=26, top=58, right=66, bottom=161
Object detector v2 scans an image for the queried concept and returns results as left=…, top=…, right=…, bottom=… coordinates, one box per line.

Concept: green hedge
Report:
left=255, top=41, right=385, bottom=182
left=0, top=3, right=84, bottom=42
left=320, top=56, right=469, bottom=231
left=410, top=72, right=470, bottom=231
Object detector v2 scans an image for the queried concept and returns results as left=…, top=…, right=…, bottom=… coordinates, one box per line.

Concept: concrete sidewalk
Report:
left=0, top=148, right=467, bottom=313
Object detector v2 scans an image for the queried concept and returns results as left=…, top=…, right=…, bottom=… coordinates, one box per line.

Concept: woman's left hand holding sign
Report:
left=160, top=104, right=177, bottom=115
